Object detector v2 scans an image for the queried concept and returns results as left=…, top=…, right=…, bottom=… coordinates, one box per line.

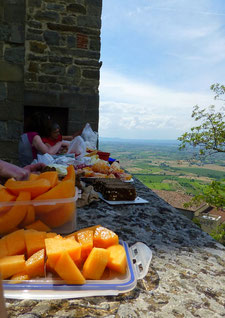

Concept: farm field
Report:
left=99, top=138, right=225, bottom=196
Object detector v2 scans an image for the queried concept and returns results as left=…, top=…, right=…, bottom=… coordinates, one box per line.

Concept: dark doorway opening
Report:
left=24, top=106, right=69, bottom=135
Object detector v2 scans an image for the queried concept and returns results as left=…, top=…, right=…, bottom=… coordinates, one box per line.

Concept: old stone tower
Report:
left=0, top=0, right=102, bottom=163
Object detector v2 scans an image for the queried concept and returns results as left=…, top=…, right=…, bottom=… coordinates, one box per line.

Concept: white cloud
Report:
left=99, top=69, right=223, bottom=139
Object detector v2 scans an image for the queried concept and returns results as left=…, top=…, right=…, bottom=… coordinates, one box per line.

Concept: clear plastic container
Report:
left=0, top=189, right=78, bottom=235
left=3, top=241, right=152, bottom=299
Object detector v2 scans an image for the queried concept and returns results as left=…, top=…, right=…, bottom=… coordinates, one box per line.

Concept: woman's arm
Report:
left=32, top=135, right=64, bottom=155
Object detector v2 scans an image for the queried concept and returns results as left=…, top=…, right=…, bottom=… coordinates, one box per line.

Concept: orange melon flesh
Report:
left=0, top=188, right=16, bottom=214
left=34, top=180, right=75, bottom=215
left=24, top=229, right=47, bottom=258
left=0, top=237, right=8, bottom=258
left=66, top=224, right=100, bottom=239
left=28, top=173, right=39, bottom=181
left=5, top=229, right=26, bottom=256
left=0, top=254, right=25, bottom=279
left=25, top=220, right=51, bottom=232
left=26, top=248, right=45, bottom=278
left=82, top=247, right=109, bottom=280
left=37, top=171, right=58, bottom=188
left=62, top=165, right=76, bottom=183
left=19, top=205, right=35, bottom=227
left=107, top=244, right=127, bottom=274
left=45, top=236, right=81, bottom=267
left=10, top=272, right=29, bottom=283
left=93, top=226, right=119, bottom=248
left=39, top=202, right=75, bottom=228
left=0, top=191, right=31, bottom=235
left=5, top=178, right=51, bottom=199
left=54, top=252, right=85, bottom=284
left=45, top=232, right=57, bottom=238
left=76, top=229, right=93, bottom=261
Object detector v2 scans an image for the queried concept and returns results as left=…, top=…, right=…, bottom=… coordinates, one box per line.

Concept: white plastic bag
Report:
left=81, top=123, right=98, bottom=150
left=67, top=136, right=86, bottom=159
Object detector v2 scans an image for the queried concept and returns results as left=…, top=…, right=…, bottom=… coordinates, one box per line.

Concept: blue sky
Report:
left=99, top=0, right=225, bottom=140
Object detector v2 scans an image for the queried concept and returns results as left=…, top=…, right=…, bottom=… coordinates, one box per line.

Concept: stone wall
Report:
left=0, top=0, right=25, bottom=162
left=0, top=0, right=102, bottom=163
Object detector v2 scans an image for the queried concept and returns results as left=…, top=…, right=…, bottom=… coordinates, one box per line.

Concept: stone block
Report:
left=28, top=53, right=47, bottom=62
left=0, top=61, right=23, bottom=81
left=26, top=32, right=43, bottom=41
left=29, top=41, right=47, bottom=53
left=67, top=35, right=76, bottom=48
left=7, top=82, right=24, bottom=102
left=82, top=69, right=99, bottom=80
left=0, top=100, right=23, bottom=120
left=87, top=4, right=102, bottom=16
left=41, top=63, right=65, bottom=76
left=0, top=24, right=10, bottom=41
left=67, top=4, right=86, bottom=15
left=4, top=46, right=25, bottom=64
left=4, top=4, right=25, bottom=24
left=0, top=83, right=7, bottom=101
left=43, top=30, right=60, bottom=46
left=9, top=24, right=25, bottom=44
left=90, top=36, right=100, bottom=51
left=0, top=140, right=19, bottom=162
left=28, top=0, right=42, bottom=7
left=27, top=20, right=42, bottom=29
left=71, top=48, right=100, bottom=60
left=7, top=120, right=23, bottom=139
left=24, top=90, right=59, bottom=107
left=25, top=72, right=37, bottom=82
left=86, top=0, right=102, bottom=7
left=46, top=3, right=65, bottom=11
left=28, top=61, right=39, bottom=73
left=78, top=16, right=101, bottom=29
left=0, top=121, right=7, bottom=137
left=34, top=10, right=60, bottom=23
left=60, top=92, right=85, bottom=108
left=62, top=16, right=76, bottom=25
left=38, top=75, right=57, bottom=83
left=74, top=59, right=101, bottom=67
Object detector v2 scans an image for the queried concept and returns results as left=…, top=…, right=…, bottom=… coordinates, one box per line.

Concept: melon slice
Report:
left=45, top=235, right=81, bottom=267
left=107, top=244, right=127, bottom=274
left=25, top=220, right=51, bottom=232
left=0, top=191, right=31, bottom=235
left=24, top=229, right=47, bottom=258
left=54, top=252, right=85, bottom=284
left=82, top=247, right=109, bottom=280
left=37, top=171, right=58, bottom=188
left=0, top=255, right=25, bottom=279
left=26, top=248, right=45, bottom=278
left=10, top=272, right=29, bottom=283
left=5, top=229, right=26, bottom=256
left=76, top=229, right=93, bottom=261
left=19, top=205, right=35, bottom=227
left=93, top=226, right=119, bottom=248
left=0, top=237, right=8, bottom=258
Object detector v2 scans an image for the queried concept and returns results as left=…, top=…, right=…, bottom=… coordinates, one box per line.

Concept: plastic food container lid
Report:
left=3, top=241, right=152, bottom=299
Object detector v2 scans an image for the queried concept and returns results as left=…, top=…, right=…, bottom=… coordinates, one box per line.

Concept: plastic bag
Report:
left=67, top=136, right=86, bottom=159
left=81, top=123, right=98, bottom=150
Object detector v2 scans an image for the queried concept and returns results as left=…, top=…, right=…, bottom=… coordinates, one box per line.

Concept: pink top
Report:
left=27, top=132, right=38, bottom=159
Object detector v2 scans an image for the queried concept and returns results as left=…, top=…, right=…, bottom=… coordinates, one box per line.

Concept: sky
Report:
left=98, top=0, right=225, bottom=140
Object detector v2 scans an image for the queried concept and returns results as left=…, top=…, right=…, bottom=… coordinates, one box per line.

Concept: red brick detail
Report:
left=77, top=33, right=88, bottom=49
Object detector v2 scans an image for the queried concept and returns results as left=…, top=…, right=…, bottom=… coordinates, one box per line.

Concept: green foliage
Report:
left=210, top=223, right=225, bottom=246
left=192, top=217, right=201, bottom=228
left=178, top=83, right=225, bottom=160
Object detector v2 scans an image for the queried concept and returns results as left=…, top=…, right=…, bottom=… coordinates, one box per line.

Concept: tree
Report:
left=178, top=84, right=225, bottom=209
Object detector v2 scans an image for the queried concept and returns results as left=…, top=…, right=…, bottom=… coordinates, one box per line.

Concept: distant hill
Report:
left=99, top=137, right=179, bottom=146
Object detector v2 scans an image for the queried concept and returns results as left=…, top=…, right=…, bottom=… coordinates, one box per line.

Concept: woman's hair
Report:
left=26, top=112, right=52, bottom=137
left=51, top=122, right=61, bottom=132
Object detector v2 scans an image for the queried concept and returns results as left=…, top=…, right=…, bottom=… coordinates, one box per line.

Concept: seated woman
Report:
left=41, top=121, right=84, bottom=153
left=18, top=113, right=69, bottom=166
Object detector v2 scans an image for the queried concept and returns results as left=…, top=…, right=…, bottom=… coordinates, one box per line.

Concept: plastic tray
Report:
left=98, top=193, right=149, bottom=205
left=3, top=241, right=152, bottom=299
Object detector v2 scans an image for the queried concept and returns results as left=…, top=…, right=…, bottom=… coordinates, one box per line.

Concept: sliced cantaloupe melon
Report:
left=0, top=237, right=8, bottom=258
left=82, top=247, right=109, bottom=280
left=0, top=254, right=25, bottom=280
left=62, top=165, right=75, bottom=184
left=39, top=202, right=75, bottom=228
left=24, top=229, right=47, bottom=258
left=76, top=229, right=93, bottom=261
left=54, top=252, right=85, bottom=285
left=45, top=235, right=81, bottom=267
left=26, top=248, right=45, bottom=278
left=0, top=188, right=16, bottom=215
left=107, top=244, right=127, bottom=274
left=34, top=180, right=75, bottom=215
left=10, top=272, right=29, bottom=283
left=0, top=191, right=31, bottom=235
left=19, top=205, right=35, bottom=228
left=25, top=220, right=51, bottom=232
left=5, top=178, right=51, bottom=199
left=37, top=171, right=59, bottom=188
left=93, top=226, right=119, bottom=248
left=5, top=229, right=26, bottom=256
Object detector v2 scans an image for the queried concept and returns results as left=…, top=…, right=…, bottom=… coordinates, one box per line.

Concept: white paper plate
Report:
left=98, top=193, right=149, bottom=205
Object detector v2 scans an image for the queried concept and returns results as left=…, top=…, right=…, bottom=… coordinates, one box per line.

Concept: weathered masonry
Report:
left=0, top=0, right=102, bottom=163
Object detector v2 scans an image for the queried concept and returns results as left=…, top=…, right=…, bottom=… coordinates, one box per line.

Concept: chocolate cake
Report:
left=92, top=178, right=137, bottom=201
